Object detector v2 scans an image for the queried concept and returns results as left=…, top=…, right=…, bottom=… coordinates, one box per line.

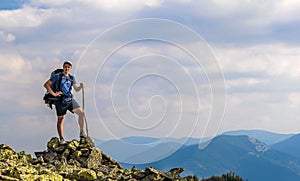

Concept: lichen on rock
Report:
left=0, top=138, right=199, bottom=180
left=87, top=148, right=102, bottom=169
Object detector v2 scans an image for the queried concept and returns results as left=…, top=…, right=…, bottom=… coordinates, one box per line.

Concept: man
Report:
left=44, top=60, right=87, bottom=144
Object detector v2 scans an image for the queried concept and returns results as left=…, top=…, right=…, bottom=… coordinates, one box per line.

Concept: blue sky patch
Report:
left=0, top=0, right=29, bottom=10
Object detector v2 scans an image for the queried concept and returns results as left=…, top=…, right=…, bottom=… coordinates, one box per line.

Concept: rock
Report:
left=67, top=139, right=80, bottom=151
left=35, top=173, right=63, bottom=181
left=145, top=167, right=175, bottom=181
left=43, top=151, right=58, bottom=162
left=167, top=167, right=184, bottom=179
left=67, top=168, right=97, bottom=180
left=47, top=137, right=60, bottom=152
left=0, top=174, right=19, bottom=181
left=79, top=137, right=95, bottom=148
left=0, top=137, right=199, bottom=180
left=132, top=165, right=137, bottom=171
left=87, top=148, right=102, bottom=169
left=78, top=169, right=97, bottom=180
left=0, top=144, right=14, bottom=151
left=102, top=151, right=122, bottom=168
left=62, top=148, right=71, bottom=158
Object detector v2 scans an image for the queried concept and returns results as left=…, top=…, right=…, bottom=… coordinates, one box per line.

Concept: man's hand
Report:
left=73, top=83, right=84, bottom=92
left=53, top=91, right=63, bottom=97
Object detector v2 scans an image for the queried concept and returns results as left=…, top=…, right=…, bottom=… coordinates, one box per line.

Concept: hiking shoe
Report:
left=80, top=131, right=87, bottom=138
left=60, top=138, right=67, bottom=145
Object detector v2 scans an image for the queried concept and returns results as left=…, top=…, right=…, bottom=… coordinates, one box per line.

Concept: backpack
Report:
left=43, top=69, right=74, bottom=109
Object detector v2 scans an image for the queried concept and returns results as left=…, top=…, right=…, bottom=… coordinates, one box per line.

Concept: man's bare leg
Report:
left=73, top=108, right=86, bottom=137
left=57, top=115, right=66, bottom=144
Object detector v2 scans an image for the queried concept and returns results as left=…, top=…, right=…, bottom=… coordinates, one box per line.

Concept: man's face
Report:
left=63, top=64, right=72, bottom=73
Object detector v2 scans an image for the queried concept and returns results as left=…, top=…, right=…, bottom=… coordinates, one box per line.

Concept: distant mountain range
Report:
left=272, top=134, right=300, bottom=158
left=96, top=130, right=300, bottom=181
left=96, top=136, right=210, bottom=163
left=222, top=129, right=294, bottom=145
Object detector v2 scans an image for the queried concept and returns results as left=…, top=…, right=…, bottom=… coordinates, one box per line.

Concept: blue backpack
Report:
left=43, top=69, right=74, bottom=109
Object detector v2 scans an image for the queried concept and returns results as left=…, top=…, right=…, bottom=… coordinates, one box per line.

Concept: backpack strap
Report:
left=54, top=73, right=64, bottom=92
left=69, top=75, right=74, bottom=87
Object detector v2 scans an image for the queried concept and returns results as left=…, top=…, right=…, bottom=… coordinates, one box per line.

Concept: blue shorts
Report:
left=54, top=99, right=80, bottom=116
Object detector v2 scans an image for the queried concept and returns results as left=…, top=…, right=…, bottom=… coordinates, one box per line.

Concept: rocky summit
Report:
left=0, top=137, right=199, bottom=181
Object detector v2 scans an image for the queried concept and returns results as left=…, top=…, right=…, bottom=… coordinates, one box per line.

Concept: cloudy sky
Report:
left=1, top=0, right=300, bottom=154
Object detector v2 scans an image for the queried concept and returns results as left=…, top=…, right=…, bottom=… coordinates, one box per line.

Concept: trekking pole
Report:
left=82, top=86, right=89, bottom=137
left=82, top=86, right=85, bottom=110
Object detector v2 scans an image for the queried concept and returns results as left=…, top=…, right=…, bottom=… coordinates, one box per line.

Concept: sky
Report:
left=0, top=0, right=300, bottom=154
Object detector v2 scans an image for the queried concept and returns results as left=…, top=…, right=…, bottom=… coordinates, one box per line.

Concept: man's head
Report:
left=63, top=60, right=72, bottom=74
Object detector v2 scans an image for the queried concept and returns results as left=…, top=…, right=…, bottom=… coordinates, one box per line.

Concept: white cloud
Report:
left=0, top=31, right=15, bottom=42
left=32, top=0, right=162, bottom=15
left=0, top=6, right=53, bottom=28
left=31, top=0, right=72, bottom=7
left=217, top=44, right=300, bottom=77
left=0, top=52, right=30, bottom=77
left=192, top=0, right=300, bottom=24
left=273, top=0, right=300, bottom=23
left=221, top=91, right=300, bottom=134
left=0, top=50, right=48, bottom=110
left=288, top=93, right=300, bottom=108
left=226, top=78, right=269, bottom=90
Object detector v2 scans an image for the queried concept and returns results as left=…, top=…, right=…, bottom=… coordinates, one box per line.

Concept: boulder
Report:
left=87, top=148, right=102, bottom=169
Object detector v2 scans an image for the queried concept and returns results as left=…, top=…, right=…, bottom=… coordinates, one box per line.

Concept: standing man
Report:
left=44, top=60, right=87, bottom=144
